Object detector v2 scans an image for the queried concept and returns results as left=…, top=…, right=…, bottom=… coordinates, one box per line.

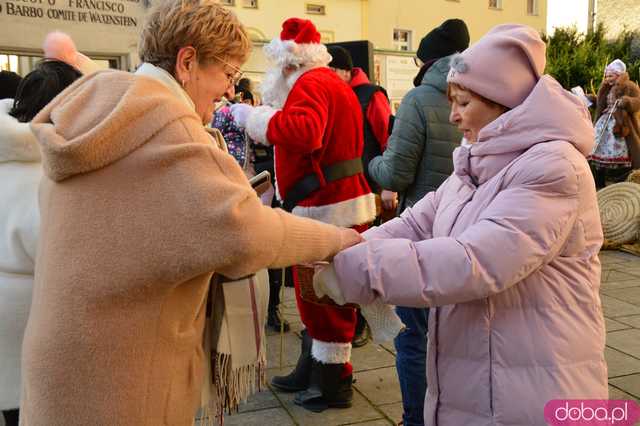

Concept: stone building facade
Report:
left=1, top=0, right=548, bottom=105
left=594, top=0, right=640, bottom=37
left=0, top=0, right=147, bottom=73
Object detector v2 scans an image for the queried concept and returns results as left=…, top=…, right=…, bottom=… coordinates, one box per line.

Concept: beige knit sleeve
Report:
left=155, top=118, right=343, bottom=280
left=203, top=162, right=344, bottom=279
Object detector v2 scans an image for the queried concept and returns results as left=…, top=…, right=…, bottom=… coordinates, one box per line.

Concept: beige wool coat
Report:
left=22, top=70, right=344, bottom=426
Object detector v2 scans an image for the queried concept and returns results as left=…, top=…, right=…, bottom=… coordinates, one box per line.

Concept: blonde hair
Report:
left=139, top=0, right=251, bottom=75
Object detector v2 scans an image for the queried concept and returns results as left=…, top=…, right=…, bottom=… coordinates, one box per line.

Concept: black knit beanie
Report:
left=416, top=19, right=470, bottom=63
left=0, top=70, right=23, bottom=100
left=328, top=46, right=353, bottom=71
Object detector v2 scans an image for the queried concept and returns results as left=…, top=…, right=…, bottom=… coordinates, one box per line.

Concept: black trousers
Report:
left=268, top=267, right=295, bottom=314
left=268, top=268, right=283, bottom=314
left=592, top=165, right=631, bottom=189
left=3, top=409, right=19, bottom=426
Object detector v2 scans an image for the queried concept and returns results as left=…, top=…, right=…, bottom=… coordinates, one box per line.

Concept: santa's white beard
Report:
left=260, top=67, right=291, bottom=109
left=259, top=65, right=319, bottom=109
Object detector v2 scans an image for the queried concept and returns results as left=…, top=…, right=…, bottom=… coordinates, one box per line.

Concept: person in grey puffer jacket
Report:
left=369, top=20, right=468, bottom=212
left=366, top=19, right=469, bottom=426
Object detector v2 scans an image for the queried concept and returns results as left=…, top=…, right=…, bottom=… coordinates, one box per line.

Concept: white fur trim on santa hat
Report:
left=292, top=193, right=377, bottom=227
left=264, top=38, right=331, bottom=68
left=311, top=339, right=351, bottom=364
left=246, top=105, right=278, bottom=145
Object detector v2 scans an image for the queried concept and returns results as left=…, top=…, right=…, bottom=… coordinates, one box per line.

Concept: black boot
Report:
left=294, top=360, right=353, bottom=412
left=267, top=308, right=290, bottom=332
left=271, top=330, right=312, bottom=392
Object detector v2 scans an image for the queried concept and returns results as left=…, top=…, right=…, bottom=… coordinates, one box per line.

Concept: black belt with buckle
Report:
left=282, top=157, right=364, bottom=212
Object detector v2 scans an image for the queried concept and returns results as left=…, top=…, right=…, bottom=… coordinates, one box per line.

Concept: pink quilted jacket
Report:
left=333, top=76, right=607, bottom=425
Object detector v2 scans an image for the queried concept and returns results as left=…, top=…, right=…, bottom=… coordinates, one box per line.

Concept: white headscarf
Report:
left=605, top=59, right=626, bottom=75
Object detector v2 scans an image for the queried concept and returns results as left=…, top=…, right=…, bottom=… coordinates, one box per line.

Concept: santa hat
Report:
left=43, top=31, right=100, bottom=75
left=605, top=59, right=626, bottom=75
left=263, top=18, right=331, bottom=68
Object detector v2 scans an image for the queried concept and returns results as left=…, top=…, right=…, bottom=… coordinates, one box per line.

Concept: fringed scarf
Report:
left=200, top=269, right=270, bottom=425
left=134, top=63, right=271, bottom=424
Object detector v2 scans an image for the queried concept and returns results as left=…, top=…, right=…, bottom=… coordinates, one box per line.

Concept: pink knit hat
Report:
left=446, top=24, right=546, bottom=109
left=42, top=31, right=99, bottom=75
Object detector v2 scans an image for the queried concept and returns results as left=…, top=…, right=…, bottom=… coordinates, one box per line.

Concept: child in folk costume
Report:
left=589, top=59, right=640, bottom=187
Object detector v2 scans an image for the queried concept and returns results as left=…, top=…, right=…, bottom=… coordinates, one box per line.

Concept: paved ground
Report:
left=201, top=250, right=640, bottom=426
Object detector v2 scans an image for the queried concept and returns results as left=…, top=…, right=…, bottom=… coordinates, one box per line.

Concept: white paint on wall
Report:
left=547, top=0, right=590, bottom=34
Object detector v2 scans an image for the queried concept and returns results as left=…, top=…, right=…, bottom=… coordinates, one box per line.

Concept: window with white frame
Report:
left=527, top=0, right=538, bottom=15
left=0, top=55, right=19, bottom=72
left=393, top=29, right=412, bottom=51
left=242, top=0, right=258, bottom=8
left=489, top=0, right=502, bottom=9
left=219, top=0, right=235, bottom=5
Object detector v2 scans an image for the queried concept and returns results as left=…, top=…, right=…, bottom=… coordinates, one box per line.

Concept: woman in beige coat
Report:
left=21, top=1, right=361, bottom=425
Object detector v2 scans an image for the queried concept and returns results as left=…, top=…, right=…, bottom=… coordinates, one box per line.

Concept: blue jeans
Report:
left=394, top=306, right=428, bottom=426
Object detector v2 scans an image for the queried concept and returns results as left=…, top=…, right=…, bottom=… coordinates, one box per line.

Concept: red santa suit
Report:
left=246, top=24, right=376, bottom=369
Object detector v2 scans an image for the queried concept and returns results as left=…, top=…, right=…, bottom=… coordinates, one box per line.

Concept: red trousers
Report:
left=292, top=223, right=368, bottom=367
left=293, top=268, right=357, bottom=343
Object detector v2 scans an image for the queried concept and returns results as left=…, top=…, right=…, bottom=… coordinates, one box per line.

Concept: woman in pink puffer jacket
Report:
left=324, top=24, right=607, bottom=425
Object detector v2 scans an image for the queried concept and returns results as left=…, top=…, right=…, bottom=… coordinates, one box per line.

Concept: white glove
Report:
left=229, top=103, right=253, bottom=129
left=313, top=262, right=347, bottom=305
left=360, top=299, right=405, bottom=343
left=313, top=262, right=405, bottom=343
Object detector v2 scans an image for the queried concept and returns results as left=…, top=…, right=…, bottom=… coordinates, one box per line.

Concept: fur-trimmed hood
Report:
left=0, top=98, right=41, bottom=163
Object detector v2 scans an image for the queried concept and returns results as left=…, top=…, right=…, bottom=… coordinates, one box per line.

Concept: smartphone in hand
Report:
left=249, top=170, right=271, bottom=195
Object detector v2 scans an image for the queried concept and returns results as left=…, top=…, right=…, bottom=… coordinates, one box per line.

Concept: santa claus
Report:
left=232, top=18, right=376, bottom=412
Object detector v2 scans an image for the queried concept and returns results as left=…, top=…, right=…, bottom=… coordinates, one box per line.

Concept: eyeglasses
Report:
left=213, top=55, right=244, bottom=86
left=413, top=57, right=424, bottom=68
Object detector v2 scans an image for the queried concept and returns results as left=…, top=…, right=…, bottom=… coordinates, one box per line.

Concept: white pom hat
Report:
left=605, top=59, right=627, bottom=75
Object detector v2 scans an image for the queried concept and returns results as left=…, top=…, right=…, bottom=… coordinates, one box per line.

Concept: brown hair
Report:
left=447, top=82, right=508, bottom=111
left=138, top=0, right=251, bottom=75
